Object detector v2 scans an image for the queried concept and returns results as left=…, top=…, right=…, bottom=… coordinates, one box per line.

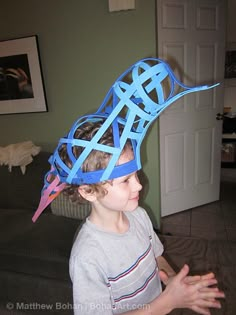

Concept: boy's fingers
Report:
left=176, top=264, right=190, bottom=281
left=192, top=305, right=211, bottom=315
left=199, top=290, right=225, bottom=299
left=185, top=273, right=216, bottom=284
left=199, top=287, right=224, bottom=295
left=158, top=270, right=169, bottom=284
left=201, top=272, right=215, bottom=280
left=197, top=299, right=222, bottom=309
left=196, top=278, right=218, bottom=290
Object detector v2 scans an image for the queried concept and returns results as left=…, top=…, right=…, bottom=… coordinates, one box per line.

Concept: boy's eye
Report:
left=120, top=177, right=129, bottom=184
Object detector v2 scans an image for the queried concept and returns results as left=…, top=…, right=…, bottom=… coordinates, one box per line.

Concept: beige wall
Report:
left=0, top=0, right=161, bottom=227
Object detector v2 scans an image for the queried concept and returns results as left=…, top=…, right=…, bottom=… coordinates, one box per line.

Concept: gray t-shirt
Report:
left=69, top=207, right=164, bottom=314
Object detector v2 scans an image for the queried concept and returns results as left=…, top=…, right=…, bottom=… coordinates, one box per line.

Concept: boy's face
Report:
left=93, top=148, right=142, bottom=213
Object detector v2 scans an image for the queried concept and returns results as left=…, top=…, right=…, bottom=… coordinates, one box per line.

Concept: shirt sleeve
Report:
left=70, top=254, right=113, bottom=315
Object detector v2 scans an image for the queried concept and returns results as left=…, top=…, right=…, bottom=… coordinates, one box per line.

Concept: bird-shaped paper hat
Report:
left=32, top=58, right=218, bottom=222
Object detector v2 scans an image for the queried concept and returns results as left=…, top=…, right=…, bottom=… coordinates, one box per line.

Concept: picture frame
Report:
left=0, top=35, right=47, bottom=114
left=225, top=50, right=236, bottom=79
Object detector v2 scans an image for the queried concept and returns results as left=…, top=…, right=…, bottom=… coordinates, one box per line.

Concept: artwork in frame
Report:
left=225, top=50, right=236, bottom=79
left=0, top=35, right=47, bottom=114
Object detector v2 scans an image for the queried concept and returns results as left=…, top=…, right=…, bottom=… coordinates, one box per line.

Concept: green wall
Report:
left=0, top=0, right=161, bottom=227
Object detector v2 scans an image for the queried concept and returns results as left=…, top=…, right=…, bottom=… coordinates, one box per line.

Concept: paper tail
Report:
left=32, top=174, right=66, bottom=222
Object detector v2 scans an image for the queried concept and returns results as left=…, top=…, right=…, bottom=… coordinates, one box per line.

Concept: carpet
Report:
left=160, top=235, right=236, bottom=315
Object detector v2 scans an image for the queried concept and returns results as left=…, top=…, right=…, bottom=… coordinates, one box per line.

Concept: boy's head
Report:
left=32, top=114, right=140, bottom=223
left=60, top=119, right=134, bottom=202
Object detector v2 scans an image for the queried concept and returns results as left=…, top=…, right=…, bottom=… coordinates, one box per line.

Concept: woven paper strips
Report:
left=32, top=58, right=218, bottom=222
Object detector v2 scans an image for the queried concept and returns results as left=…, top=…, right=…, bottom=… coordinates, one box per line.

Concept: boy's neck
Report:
left=89, top=206, right=130, bottom=234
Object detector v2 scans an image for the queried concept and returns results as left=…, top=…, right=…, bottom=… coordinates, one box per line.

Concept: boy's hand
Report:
left=160, top=265, right=225, bottom=315
left=159, top=269, right=173, bottom=285
left=183, top=272, right=216, bottom=285
left=159, top=268, right=217, bottom=286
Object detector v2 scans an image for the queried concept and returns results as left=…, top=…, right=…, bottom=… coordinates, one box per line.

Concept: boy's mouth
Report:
left=130, top=195, right=139, bottom=201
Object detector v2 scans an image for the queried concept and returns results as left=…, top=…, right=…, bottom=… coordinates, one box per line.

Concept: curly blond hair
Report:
left=59, top=120, right=131, bottom=203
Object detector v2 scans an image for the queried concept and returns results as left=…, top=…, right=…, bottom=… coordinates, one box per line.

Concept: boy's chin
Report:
left=125, top=204, right=139, bottom=212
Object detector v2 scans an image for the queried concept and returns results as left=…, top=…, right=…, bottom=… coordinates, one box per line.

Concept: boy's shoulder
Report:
left=126, top=206, right=150, bottom=223
left=126, top=206, right=154, bottom=236
left=70, top=221, right=100, bottom=258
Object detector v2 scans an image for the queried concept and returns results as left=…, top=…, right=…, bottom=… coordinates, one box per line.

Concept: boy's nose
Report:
left=134, top=176, right=142, bottom=192
left=137, top=182, right=142, bottom=192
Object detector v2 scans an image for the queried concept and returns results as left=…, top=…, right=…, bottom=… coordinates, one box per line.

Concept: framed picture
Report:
left=0, top=35, right=47, bottom=114
left=225, top=50, right=236, bottom=79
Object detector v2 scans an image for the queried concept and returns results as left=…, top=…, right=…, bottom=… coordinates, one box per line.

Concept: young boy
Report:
left=32, top=58, right=225, bottom=315
left=58, top=121, right=224, bottom=315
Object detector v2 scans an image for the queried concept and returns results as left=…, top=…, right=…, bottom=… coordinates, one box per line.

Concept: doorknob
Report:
left=216, top=113, right=223, bottom=120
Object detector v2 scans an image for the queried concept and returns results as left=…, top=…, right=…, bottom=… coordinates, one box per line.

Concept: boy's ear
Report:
left=78, top=185, right=97, bottom=202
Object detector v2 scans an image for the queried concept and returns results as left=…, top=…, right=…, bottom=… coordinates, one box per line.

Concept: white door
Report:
left=157, top=0, right=226, bottom=216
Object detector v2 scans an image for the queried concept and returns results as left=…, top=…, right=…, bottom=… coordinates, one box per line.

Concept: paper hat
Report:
left=32, top=58, right=218, bottom=222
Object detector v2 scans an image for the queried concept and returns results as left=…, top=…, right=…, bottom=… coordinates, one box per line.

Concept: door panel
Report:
left=165, top=132, right=185, bottom=193
left=195, top=128, right=214, bottom=185
left=157, top=0, right=225, bottom=216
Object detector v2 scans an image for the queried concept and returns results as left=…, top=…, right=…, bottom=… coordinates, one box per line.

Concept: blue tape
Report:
left=46, top=58, right=219, bottom=185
